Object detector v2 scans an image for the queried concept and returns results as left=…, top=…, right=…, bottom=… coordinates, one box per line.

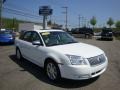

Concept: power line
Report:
left=3, top=8, right=42, bottom=23
left=3, top=7, right=41, bottom=18
left=4, top=9, right=39, bottom=19
left=3, top=11, right=41, bottom=24
left=3, top=8, right=43, bottom=24
left=4, top=1, right=38, bottom=17
left=5, top=2, right=32, bottom=13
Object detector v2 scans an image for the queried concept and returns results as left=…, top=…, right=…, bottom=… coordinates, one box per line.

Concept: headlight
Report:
left=66, top=55, right=87, bottom=65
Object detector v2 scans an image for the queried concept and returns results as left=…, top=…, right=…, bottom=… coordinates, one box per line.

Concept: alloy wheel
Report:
left=46, top=62, right=58, bottom=80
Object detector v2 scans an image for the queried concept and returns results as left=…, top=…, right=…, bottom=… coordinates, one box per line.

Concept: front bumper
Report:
left=101, top=36, right=113, bottom=39
left=59, top=59, right=108, bottom=80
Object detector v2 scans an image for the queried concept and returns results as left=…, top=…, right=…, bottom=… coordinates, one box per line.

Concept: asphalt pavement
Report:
left=0, top=38, right=120, bottom=90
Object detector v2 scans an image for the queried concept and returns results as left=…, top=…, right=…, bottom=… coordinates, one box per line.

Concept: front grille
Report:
left=91, top=69, right=102, bottom=75
left=88, top=54, right=106, bottom=66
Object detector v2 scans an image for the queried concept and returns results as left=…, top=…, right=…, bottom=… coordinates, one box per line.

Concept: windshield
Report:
left=40, top=31, right=78, bottom=46
left=102, top=29, right=112, bottom=33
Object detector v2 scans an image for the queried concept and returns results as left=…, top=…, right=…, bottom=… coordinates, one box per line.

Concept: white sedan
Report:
left=15, top=29, right=108, bottom=81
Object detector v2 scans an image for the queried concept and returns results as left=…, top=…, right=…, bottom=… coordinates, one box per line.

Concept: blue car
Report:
left=0, top=30, right=15, bottom=44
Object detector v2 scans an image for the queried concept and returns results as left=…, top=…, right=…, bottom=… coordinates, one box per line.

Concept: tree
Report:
left=12, top=18, right=18, bottom=31
left=90, top=16, right=97, bottom=28
left=107, top=17, right=114, bottom=28
left=115, top=21, right=120, bottom=29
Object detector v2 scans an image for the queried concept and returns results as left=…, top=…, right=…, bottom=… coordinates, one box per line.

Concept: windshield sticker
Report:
left=41, top=32, right=50, bottom=35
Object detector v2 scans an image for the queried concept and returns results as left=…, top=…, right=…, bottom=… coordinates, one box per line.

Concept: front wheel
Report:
left=45, top=61, right=61, bottom=82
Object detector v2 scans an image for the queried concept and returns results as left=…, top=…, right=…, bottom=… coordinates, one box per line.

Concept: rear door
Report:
left=19, top=31, right=33, bottom=59
left=27, top=31, right=46, bottom=66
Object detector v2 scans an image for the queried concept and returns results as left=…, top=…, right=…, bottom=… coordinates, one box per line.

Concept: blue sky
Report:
left=2, top=0, right=120, bottom=28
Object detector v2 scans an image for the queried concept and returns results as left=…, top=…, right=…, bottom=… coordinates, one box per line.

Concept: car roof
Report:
left=33, top=29, right=64, bottom=33
left=0, top=30, right=12, bottom=33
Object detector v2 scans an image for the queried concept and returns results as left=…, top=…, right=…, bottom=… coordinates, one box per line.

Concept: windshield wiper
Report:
left=66, top=41, right=78, bottom=44
left=48, top=43, right=60, bottom=46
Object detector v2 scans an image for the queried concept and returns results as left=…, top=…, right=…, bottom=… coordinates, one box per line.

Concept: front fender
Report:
left=45, top=52, right=71, bottom=65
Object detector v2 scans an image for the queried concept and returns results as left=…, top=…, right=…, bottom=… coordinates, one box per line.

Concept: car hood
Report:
left=0, top=34, right=12, bottom=38
left=48, top=42, right=104, bottom=58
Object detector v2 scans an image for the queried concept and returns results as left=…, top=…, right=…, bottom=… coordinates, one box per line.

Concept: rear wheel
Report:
left=16, top=48, right=22, bottom=60
left=45, top=60, right=61, bottom=82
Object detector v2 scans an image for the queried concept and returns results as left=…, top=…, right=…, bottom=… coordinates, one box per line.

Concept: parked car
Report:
left=0, top=30, right=15, bottom=44
left=101, top=28, right=113, bottom=40
left=71, top=28, right=94, bottom=38
left=15, top=29, right=108, bottom=81
left=79, top=28, right=94, bottom=38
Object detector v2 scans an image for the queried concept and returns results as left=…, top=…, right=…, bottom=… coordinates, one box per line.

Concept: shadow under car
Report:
left=9, top=55, right=100, bottom=89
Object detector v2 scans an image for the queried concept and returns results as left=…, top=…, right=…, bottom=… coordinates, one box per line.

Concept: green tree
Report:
left=115, top=21, right=120, bottom=29
left=107, top=17, right=114, bottom=28
left=90, top=16, right=97, bottom=28
left=12, top=18, right=18, bottom=31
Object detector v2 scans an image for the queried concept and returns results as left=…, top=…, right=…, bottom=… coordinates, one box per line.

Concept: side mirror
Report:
left=32, top=41, right=41, bottom=45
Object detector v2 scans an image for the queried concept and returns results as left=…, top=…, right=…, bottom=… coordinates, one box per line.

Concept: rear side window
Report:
left=22, top=32, right=32, bottom=42
left=20, top=31, right=43, bottom=45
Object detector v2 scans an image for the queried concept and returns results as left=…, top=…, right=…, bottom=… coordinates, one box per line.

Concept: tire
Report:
left=16, top=48, right=22, bottom=60
left=45, top=60, right=61, bottom=82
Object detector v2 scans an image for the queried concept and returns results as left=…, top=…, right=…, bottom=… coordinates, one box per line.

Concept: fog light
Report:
left=74, top=74, right=90, bottom=79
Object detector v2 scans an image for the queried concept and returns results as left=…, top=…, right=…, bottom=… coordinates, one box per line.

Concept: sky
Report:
left=2, top=0, right=120, bottom=28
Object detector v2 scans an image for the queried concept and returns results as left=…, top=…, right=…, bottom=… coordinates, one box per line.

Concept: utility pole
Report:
left=87, top=21, right=90, bottom=28
left=81, top=16, right=84, bottom=27
left=78, top=16, right=84, bottom=28
left=78, top=15, right=80, bottom=28
left=12, top=18, right=16, bottom=31
left=0, top=0, right=3, bottom=30
left=84, top=18, right=87, bottom=27
left=62, top=6, right=68, bottom=31
left=0, top=0, right=6, bottom=31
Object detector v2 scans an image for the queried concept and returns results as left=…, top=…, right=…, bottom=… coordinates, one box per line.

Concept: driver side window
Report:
left=31, top=32, right=40, bottom=41
left=31, top=32, right=43, bottom=45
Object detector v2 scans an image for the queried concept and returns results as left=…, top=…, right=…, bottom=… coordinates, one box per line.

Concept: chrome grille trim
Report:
left=88, top=54, right=106, bottom=66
